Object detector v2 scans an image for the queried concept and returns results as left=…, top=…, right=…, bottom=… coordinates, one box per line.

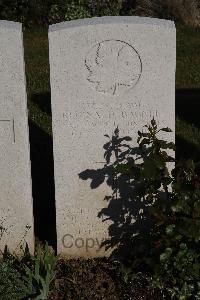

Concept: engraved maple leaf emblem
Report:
left=85, top=40, right=142, bottom=96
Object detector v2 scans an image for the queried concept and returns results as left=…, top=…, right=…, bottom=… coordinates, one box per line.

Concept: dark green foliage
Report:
left=150, top=158, right=200, bottom=299
left=0, top=0, right=51, bottom=26
left=0, top=0, right=127, bottom=25
left=0, top=0, right=29, bottom=23
left=48, top=0, right=91, bottom=23
left=87, top=0, right=124, bottom=16
left=118, top=120, right=200, bottom=299
left=0, top=242, right=57, bottom=299
left=0, top=244, right=33, bottom=299
left=0, top=0, right=199, bottom=27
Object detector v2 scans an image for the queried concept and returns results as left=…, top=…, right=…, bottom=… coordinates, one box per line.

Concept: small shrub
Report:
left=48, top=0, right=91, bottom=23
left=115, top=119, right=200, bottom=299
left=150, top=158, right=200, bottom=299
left=82, top=117, right=200, bottom=299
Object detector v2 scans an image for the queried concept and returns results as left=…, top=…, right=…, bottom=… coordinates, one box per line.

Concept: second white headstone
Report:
left=49, top=16, right=176, bottom=258
left=0, top=21, right=34, bottom=254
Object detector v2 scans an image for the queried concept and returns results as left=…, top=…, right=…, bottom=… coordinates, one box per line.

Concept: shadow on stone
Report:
left=29, top=119, right=56, bottom=250
left=79, top=128, right=154, bottom=263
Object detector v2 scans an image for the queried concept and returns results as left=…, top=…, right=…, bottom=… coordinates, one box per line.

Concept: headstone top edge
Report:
left=49, top=16, right=175, bottom=33
left=0, top=20, right=21, bottom=30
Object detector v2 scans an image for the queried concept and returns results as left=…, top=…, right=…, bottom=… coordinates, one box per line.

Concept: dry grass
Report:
left=134, top=0, right=200, bottom=26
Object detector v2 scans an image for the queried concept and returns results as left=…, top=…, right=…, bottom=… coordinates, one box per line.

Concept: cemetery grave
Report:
left=48, top=16, right=175, bottom=258
left=0, top=12, right=200, bottom=299
left=0, top=20, right=34, bottom=255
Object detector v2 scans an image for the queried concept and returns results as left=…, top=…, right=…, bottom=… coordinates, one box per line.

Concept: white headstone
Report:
left=0, top=21, right=34, bottom=254
left=49, top=16, right=176, bottom=258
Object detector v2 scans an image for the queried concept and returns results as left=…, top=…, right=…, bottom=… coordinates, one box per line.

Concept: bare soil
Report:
left=49, top=258, right=162, bottom=300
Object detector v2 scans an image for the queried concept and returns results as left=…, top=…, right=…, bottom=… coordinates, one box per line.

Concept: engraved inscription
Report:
left=62, top=101, right=158, bottom=136
left=0, top=118, right=15, bottom=143
left=85, top=40, right=142, bottom=96
left=63, top=208, right=109, bottom=236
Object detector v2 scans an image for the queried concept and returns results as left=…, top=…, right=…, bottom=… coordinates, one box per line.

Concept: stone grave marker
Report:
left=49, top=16, right=176, bottom=258
left=0, top=21, right=34, bottom=254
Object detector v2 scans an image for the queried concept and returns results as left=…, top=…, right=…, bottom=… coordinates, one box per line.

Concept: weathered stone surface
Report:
left=0, top=21, right=34, bottom=254
left=49, top=16, right=176, bottom=258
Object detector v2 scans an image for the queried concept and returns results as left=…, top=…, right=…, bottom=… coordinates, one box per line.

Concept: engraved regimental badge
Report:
left=85, top=40, right=142, bottom=96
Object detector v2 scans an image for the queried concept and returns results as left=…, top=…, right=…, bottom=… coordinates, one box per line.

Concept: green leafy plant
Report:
left=153, top=243, right=200, bottom=299
left=25, top=242, right=58, bottom=299
left=81, top=118, right=200, bottom=299
left=119, top=119, right=200, bottom=299
left=48, top=0, right=91, bottom=24
left=64, top=0, right=91, bottom=21
left=0, top=242, right=58, bottom=299
left=150, top=158, right=200, bottom=299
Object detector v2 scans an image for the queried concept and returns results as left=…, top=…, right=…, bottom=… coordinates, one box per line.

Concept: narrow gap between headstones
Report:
left=23, top=27, right=57, bottom=251
left=28, top=116, right=57, bottom=251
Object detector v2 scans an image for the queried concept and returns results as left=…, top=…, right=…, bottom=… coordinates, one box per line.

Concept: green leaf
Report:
left=166, top=224, right=175, bottom=236
left=160, top=248, right=173, bottom=262
left=115, top=163, right=130, bottom=173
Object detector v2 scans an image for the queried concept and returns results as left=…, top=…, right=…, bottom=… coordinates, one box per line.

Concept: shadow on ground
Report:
left=29, top=118, right=56, bottom=250
left=176, top=88, right=200, bottom=127
left=31, top=92, right=52, bottom=115
left=176, top=88, right=200, bottom=160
